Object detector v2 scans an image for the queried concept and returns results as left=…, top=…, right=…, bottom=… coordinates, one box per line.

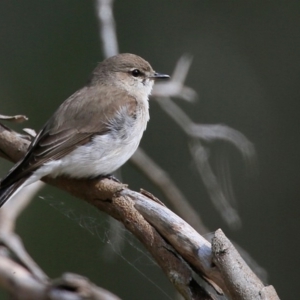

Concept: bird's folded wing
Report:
left=1, top=86, right=138, bottom=187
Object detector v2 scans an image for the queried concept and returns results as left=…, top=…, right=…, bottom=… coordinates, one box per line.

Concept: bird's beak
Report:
left=151, top=72, right=170, bottom=80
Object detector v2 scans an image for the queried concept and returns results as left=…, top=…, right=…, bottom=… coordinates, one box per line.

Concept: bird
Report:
left=0, top=53, right=169, bottom=207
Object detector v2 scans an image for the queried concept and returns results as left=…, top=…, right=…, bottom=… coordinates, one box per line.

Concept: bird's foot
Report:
left=97, top=174, right=121, bottom=183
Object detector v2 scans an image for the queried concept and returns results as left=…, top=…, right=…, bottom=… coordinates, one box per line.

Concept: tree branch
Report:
left=0, top=122, right=279, bottom=299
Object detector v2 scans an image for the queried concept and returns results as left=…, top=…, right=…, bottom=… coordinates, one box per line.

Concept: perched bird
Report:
left=0, top=53, right=169, bottom=207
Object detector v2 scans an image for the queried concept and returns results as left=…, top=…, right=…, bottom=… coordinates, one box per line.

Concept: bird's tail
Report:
left=0, top=178, right=27, bottom=208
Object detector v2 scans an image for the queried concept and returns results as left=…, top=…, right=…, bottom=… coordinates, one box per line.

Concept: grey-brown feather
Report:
left=1, top=86, right=138, bottom=187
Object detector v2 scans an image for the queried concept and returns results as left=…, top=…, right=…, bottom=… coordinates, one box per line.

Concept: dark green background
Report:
left=1, top=1, right=299, bottom=299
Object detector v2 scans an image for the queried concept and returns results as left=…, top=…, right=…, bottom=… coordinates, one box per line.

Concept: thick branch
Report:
left=212, top=230, right=279, bottom=300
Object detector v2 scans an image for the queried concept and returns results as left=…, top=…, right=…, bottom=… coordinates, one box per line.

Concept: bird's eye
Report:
left=131, top=69, right=141, bottom=77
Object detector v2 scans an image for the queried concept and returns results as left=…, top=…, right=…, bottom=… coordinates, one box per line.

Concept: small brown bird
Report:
left=0, top=53, right=169, bottom=207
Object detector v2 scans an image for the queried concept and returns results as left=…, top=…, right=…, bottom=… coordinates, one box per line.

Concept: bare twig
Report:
left=0, top=114, right=28, bottom=123
left=96, top=0, right=118, bottom=58
left=0, top=181, right=47, bottom=282
left=50, top=273, right=122, bottom=300
left=189, top=140, right=241, bottom=228
left=152, top=54, right=197, bottom=101
left=0, top=123, right=31, bottom=161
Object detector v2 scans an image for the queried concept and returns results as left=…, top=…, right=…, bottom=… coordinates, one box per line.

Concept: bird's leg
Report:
left=96, top=174, right=121, bottom=183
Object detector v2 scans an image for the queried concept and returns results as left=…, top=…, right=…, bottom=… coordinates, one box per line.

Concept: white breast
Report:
left=29, top=99, right=149, bottom=181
